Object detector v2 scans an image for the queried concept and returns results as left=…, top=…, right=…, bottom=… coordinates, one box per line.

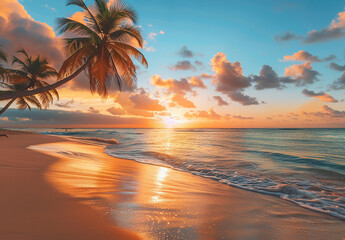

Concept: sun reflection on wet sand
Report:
left=29, top=141, right=345, bottom=240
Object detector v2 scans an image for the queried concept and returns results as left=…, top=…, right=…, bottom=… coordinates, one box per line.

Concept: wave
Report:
left=71, top=137, right=118, bottom=145
left=105, top=148, right=345, bottom=220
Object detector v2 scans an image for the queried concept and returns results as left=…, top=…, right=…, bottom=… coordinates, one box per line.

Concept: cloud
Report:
left=168, top=60, right=196, bottom=71
left=129, top=94, right=166, bottom=111
left=55, top=99, right=75, bottom=108
left=170, top=93, right=196, bottom=108
left=0, top=117, right=9, bottom=121
left=150, top=75, right=206, bottom=94
left=329, top=72, right=345, bottom=90
left=177, top=46, right=196, bottom=58
left=275, top=32, right=302, bottom=42
left=282, top=50, right=335, bottom=62
left=148, top=32, right=157, bottom=40
left=275, top=8, right=345, bottom=44
left=88, top=107, right=100, bottom=114
left=329, top=62, right=345, bottom=71
left=159, top=30, right=164, bottom=34
left=184, top=108, right=221, bottom=119
left=114, top=91, right=166, bottom=117
left=210, top=52, right=258, bottom=105
left=189, top=76, right=207, bottom=89
left=1, top=109, right=159, bottom=127
left=302, top=89, right=338, bottom=102
left=285, top=62, right=320, bottom=85
left=251, top=65, right=285, bottom=90
left=0, top=0, right=64, bottom=67
left=151, top=75, right=192, bottom=94
left=106, top=107, right=126, bottom=116
left=302, top=105, right=345, bottom=119
left=213, top=96, right=229, bottom=106
left=231, top=115, right=254, bottom=120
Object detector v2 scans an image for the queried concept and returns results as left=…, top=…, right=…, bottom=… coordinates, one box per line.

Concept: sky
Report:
left=0, top=0, right=344, bottom=128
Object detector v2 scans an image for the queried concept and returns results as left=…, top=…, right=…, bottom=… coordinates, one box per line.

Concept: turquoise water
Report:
left=25, top=128, right=345, bottom=219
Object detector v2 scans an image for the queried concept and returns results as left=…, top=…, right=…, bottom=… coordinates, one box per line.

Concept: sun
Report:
left=162, top=117, right=179, bottom=128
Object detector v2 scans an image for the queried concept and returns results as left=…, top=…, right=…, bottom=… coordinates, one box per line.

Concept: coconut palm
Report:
left=0, top=0, right=147, bottom=101
left=0, top=50, right=59, bottom=115
left=0, top=46, right=7, bottom=77
left=0, top=82, right=43, bottom=115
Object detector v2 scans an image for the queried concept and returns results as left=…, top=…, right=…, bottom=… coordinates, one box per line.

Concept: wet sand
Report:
left=1, top=130, right=345, bottom=239
left=0, top=130, right=140, bottom=240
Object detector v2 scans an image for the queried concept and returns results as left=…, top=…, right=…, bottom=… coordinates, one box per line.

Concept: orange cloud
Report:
left=285, top=62, right=320, bottom=85
left=302, top=89, right=338, bottom=103
left=189, top=76, right=207, bottom=89
left=150, top=75, right=206, bottom=94
left=170, top=94, right=196, bottom=108
left=282, top=50, right=335, bottom=62
left=0, top=0, right=64, bottom=67
left=184, top=108, right=220, bottom=119
left=112, top=91, right=166, bottom=117
left=210, top=52, right=258, bottom=105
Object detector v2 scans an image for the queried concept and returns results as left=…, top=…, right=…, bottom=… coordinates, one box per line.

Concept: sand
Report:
left=0, top=129, right=344, bottom=240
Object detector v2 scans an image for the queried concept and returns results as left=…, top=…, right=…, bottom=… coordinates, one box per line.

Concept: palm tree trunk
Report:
left=0, top=98, right=16, bottom=115
left=0, top=57, right=93, bottom=101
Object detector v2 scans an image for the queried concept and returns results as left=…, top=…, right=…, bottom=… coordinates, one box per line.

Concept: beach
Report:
left=0, top=129, right=345, bottom=240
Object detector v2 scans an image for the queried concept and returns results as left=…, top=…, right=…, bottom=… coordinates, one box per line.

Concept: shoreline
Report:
left=1, top=129, right=345, bottom=239
left=0, top=130, right=141, bottom=240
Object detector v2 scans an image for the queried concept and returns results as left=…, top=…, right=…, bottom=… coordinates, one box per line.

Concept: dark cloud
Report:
left=329, top=72, right=345, bottom=90
left=55, top=99, right=75, bottom=108
left=213, top=96, right=229, bottom=106
left=275, top=31, right=302, bottom=42
left=168, top=60, right=196, bottom=71
left=275, top=9, right=345, bottom=44
left=302, top=105, right=345, bottom=119
left=227, top=91, right=259, bottom=106
left=251, top=65, right=284, bottom=90
left=303, top=27, right=345, bottom=44
left=1, top=109, right=159, bottom=127
left=177, top=46, right=195, bottom=58
left=88, top=107, right=100, bottom=114
left=329, top=62, right=345, bottom=71
left=302, top=89, right=338, bottom=102
left=231, top=115, right=254, bottom=120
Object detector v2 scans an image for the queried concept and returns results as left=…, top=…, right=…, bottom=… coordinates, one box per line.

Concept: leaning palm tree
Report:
left=0, top=82, right=43, bottom=115
left=0, top=46, right=7, bottom=77
left=0, top=0, right=147, bottom=101
left=0, top=50, right=59, bottom=115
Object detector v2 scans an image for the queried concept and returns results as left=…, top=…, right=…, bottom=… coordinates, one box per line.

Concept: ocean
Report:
left=22, top=128, right=345, bottom=220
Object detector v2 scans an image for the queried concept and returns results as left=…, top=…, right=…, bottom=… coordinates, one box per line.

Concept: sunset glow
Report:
left=0, top=0, right=344, bottom=128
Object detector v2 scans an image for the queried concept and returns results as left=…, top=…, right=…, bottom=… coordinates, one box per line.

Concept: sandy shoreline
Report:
left=1, top=129, right=345, bottom=239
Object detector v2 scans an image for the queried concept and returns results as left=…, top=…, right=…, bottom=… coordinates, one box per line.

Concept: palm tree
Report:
left=0, top=0, right=147, bottom=101
left=0, top=50, right=59, bottom=115
left=0, top=46, right=7, bottom=77
left=0, top=82, right=43, bottom=115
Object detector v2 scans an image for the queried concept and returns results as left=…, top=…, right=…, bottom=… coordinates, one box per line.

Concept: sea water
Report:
left=23, top=128, right=345, bottom=219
